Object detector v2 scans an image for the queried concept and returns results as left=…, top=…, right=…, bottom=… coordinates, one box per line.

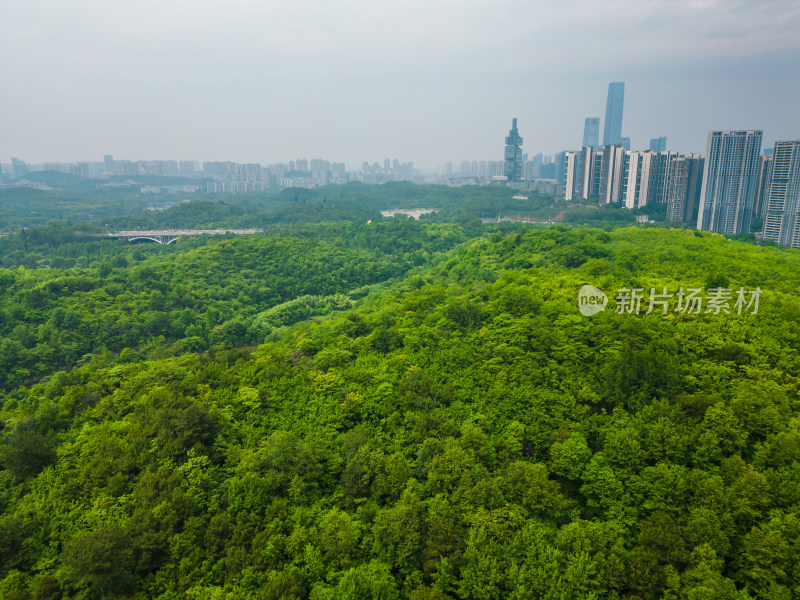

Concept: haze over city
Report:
left=1, top=0, right=799, bottom=169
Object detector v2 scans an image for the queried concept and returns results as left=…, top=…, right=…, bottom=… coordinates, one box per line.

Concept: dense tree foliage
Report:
left=0, top=185, right=182, bottom=231
left=2, top=179, right=572, bottom=233
left=0, top=224, right=798, bottom=599
left=0, top=220, right=468, bottom=388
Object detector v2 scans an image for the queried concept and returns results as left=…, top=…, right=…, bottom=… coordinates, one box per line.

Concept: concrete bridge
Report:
left=481, top=216, right=555, bottom=224
left=105, top=229, right=262, bottom=244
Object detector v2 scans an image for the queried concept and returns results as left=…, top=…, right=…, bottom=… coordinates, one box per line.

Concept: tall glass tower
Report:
left=649, top=136, right=667, bottom=152
left=603, top=82, right=625, bottom=147
left=583, top=117, right=600, bottom=149
left=504, top=118, right=524, bottom=181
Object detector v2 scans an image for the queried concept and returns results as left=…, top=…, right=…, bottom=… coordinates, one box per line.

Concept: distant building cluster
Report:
left=562, top=146, right=704, bottom=224
left=550, top=83, right=799, bottom=248
left=3, top=79, right=798, bottom=248
left=557, top=129, right=799, bottom=248
left=1, top=156, right=417, bottom=192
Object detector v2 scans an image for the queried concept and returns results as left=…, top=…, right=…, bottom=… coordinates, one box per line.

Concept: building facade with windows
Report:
left=762, top=141, right=800, bottom=247
left=583, top=117, right=600, bottom=149
left=624, top=151, right=655, bottom=209
left=696, top=130, right=762, bottom=235
left=603, top=82, right=625, bottom=147
left=563, top=151, right=581, bottom=201
left=503, top=118, right=524, bottom=182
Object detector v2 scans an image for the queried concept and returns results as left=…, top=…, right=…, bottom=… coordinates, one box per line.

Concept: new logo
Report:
left=578, top=284, right=608, bottom=316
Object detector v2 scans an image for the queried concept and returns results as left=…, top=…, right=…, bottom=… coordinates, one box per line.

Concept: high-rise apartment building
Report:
left=523, top=160, right=535, bottom=181
left=599, top=145, right=627, bottom=205
left=683, top=154, right=704, bottom=225
left=754, top=154, right=774, bottom=219
left=578, top=147, right=595, bottom=200
left=665, top=158, right=690, bottom=222
left=592, top=152, right=603, bottom=198
left=665, top=154, right=704, bottom=224
left=762, top=141, right=800, bottom=248
left=564, top=151, right=581, bottom=201
left=624, top=151, right=655, bottom=209
left=583, top=118, right=600, bottom=149
left=697, top=130, right=762, bottom=234
left=648, top=151, right=680, bottom=205
left=577, top=147, right=607, bottom=200
left=554, top=152, right=567, bottom=185
left=504, top=118, right=524, bottom=181
left=603, top=82, right=625, bottom=147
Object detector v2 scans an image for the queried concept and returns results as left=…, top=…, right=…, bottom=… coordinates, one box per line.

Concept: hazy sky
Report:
left=1, top=0, right=798, bottom=170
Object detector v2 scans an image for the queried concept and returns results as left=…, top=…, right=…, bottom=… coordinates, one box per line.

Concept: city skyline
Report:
left=1, top=1, right=798, bottom=169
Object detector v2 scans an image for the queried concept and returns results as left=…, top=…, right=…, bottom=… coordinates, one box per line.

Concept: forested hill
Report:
left=1, top=226, right=799, bottom=599
left=0, top=221, right=468, bottom=388
left=1, top=180, right=641, bottom=234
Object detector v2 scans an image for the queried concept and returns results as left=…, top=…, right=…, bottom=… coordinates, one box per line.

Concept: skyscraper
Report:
left=603, top=82, right=625, bottom=147
left=649, top=137, right=667, bottom=152
left=554, top=151, right=567, bottom=185
left=697, top=130, right=763, bottom=235
left=762, top=141, right=800, bottom=248
left=599, top=145, right=627, bottom=205
left=665, top=154, right=703, bottom=224
left=563, top=151, right=581, bottom=201
left=665, top=158, right=690, bottom=222
left=649, top=151, right=680, bottom=205
left=11, top=157, right=28, bottom=179
left=578, top=146, right=596, bottom=199
left=624, top=151, right=655, bottom=209
left=583, top=117, right=600, bottom=149
left=532, top=153, right=543, bottom=178
left=684, top=154, right=704, bottom=225
left=754, top=154, right=774, bottom=220
left=504, top=118, right=524, bottom=182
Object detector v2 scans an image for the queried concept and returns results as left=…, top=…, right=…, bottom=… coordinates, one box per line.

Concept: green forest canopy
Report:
left=0, top=224, right=799, bottom=599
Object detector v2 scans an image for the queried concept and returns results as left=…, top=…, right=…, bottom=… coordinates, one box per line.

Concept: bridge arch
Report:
left=126, top=236, right=178, bottom=245
left=127, top=237, right=162, bottom=244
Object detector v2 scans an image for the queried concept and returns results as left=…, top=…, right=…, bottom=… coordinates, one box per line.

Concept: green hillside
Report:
left=0, top=221, right=468, bottom=388
left=1, top=226, right=799, bottom=599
